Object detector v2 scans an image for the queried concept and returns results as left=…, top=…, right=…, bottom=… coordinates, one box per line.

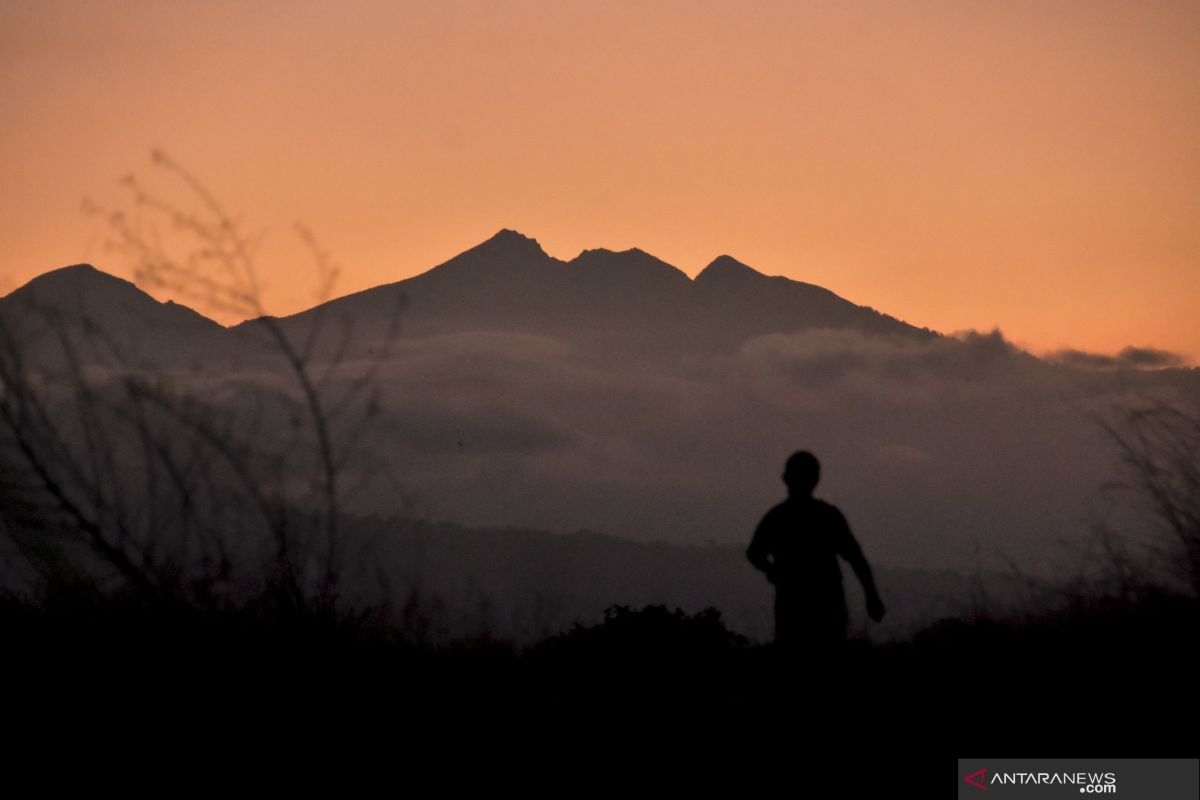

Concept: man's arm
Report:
left=746, top=512, right=776, bottom=583
left=834, top=510, right=886, bottom=622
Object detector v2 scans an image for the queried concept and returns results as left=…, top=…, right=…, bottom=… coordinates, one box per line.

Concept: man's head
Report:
left=783, top=451, right=820, bottom=497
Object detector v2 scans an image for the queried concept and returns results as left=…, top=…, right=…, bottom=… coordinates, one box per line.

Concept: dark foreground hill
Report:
left=3, top=583, right=1194, bottom=755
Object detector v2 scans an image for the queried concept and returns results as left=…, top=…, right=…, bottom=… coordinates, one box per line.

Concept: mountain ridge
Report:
left=256, top=229, right=933, bottom=354
left=3, top=229, right=935, bottom=365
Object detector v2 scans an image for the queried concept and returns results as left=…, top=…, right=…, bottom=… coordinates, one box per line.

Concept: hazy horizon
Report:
left=8, top=226, right=1198, bottom=370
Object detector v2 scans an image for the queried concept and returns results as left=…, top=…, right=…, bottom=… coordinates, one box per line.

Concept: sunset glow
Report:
left=3, top=0, right=1198, bottom=359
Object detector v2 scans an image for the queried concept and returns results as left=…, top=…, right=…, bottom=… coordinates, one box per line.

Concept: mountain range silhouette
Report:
left=1, top=229, right=935, bottom=365
left=250, top=228, right=934, bottom=357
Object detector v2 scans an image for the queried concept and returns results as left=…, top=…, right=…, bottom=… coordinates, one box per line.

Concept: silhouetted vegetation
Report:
left=3, top=581, right=1192, bottom=750
left=0, top=152, right=402, bottom=626
left=1099, top=400, right=1200, bottom=596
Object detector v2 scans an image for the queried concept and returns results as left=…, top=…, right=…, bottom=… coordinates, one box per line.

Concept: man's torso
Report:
left=757, top=498, right=848, bottom=596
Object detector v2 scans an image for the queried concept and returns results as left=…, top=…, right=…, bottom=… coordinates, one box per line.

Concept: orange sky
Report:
left=2, top=0, right=1197, bottom=360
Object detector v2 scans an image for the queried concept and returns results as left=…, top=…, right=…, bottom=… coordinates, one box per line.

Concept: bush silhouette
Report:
left=536, top=604, right=750, bottom=659
left=0, top=152, right=402, bottom=623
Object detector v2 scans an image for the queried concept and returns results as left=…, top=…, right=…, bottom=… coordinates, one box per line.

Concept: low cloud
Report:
left=1045, top=346, right=1188, bottom=371
left=62, top=324, right=1189, bottom=574
left=313, top=324, right=1185, bottom=573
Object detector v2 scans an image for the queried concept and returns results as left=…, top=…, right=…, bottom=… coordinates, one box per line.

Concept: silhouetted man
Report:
left=747, top=451, right=885, bottom=653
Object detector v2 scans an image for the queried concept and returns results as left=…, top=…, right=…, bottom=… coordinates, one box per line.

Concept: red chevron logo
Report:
left=964, top=768, right=988, bottom=790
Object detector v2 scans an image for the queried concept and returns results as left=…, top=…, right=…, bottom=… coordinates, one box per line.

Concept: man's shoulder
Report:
left=760, top=498, right=846, bottom=523
left=812, top=498, right=842, bottom=513
left=764, top=498, right=840, bottom=514
left=806, top=496, right=854, bottom=534
left=755, top=502, right=789, bottom=529
left=761, top=500, right=792, bottom=518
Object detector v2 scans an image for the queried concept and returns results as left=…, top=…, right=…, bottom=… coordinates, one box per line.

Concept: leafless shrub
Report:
left=1096, top=398, right=1200, bottom=597
left=0, top=151, right=403, bottom=619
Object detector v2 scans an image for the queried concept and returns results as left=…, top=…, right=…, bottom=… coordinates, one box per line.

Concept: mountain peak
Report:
left=695, top=255, right=764, bottom=283
left=9, top=262, right=135, bottom=298
left=51, top=262, right=100, bottom=274
left=30, top=262, right=102, bottom=281
left=569, top=246, right=691, bottom=285
left=2, top=262, right=224, bottom=345
left=477, top=228, right=547, bottom=258
left=413, top=228, right=557, bottom=284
